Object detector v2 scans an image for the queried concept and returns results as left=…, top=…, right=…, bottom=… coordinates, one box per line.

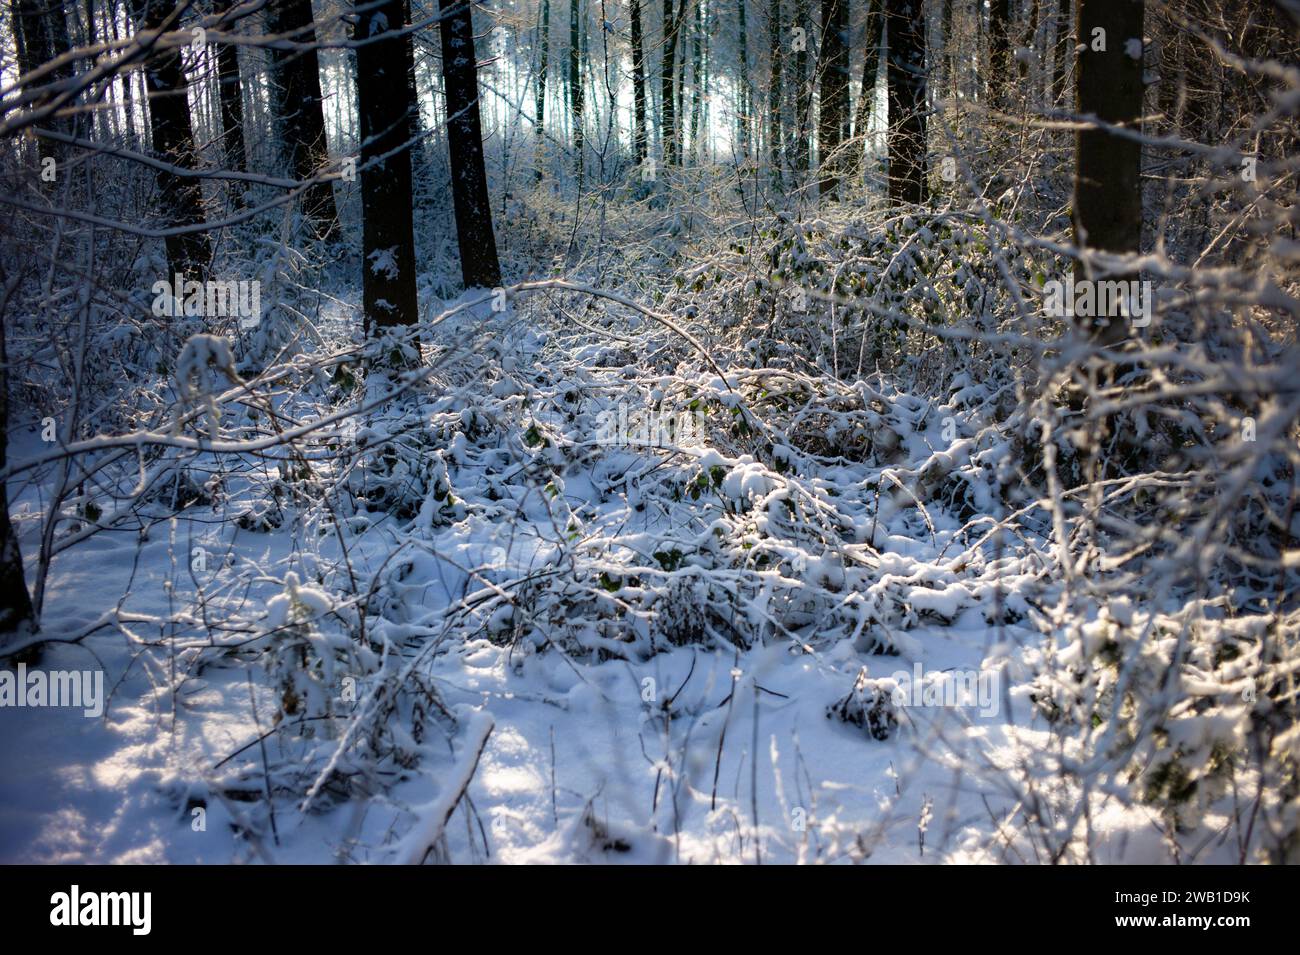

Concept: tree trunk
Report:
left=1072, top=0, right=1144, bottom=345
left=630, top=0, right=648, bottom=166
left=941, top=0, right=953, bottom=100
left=12, top=0, right=71, bottom=161
left=661, top=0, right=680, bottom=164
left=267, top=0, right=339, bottom=240
left=356, top=0, right=418, bottom=330
left=988, top=0, right=1011, bottom=104
left=736, top=0, right=750, bottom=158
left=885, top=0, right=927, bottom=204
left=570, top=0, right=584, bottom=184
left=849, top=0, right=883, bottom=179
left=792, top=0, right=811, bottom=173
left=0, top=312, right=35, bottom=646
left=768, top=0, right=784, bottom=179
left=213, top=0, right=247, bottom=208
left=690, top=0, right=702, bottom=159
left=440, top=0, right=503, bottom=289
left=129, top=0, right=211, bottom=278
left=536, top=0, right=550, bottom=178
left=817, top=0, right=849, bottom=198
left=1022, top=0, right=1041, bottom=86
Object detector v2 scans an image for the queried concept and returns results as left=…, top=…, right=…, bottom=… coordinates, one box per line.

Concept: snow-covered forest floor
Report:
left=3, top=165, right=1297, bottom=863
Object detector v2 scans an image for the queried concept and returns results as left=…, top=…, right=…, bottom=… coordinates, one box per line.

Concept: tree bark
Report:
left=736, top=0, right=750, bottom=158
left=849, top=0, right=883, bottom=180
left=885, top=0, right=928, bottom=204
left=817, top=0, right=849, bottom=198
left=267, top=0, right=339, bottom=240
left=129, top=0, right=211, bottom=278
left=440, top=0, right=503, bottom=289
left=768, top=0, right=783, bottom=179
left=792, top=0, right=811, bottom=173
left=689, top=0, right=702, bottom=158
left=630, top=0, right=648, bottom=166
left=988, top=0, right=1011, bottom=104
left=536, top=0, right=550, bottom=177
left=0, top=311, right=35, bottom=645
left=1022, top=0, right=1042, bottom=85
left=213, top=0, right=247, bottom=207
left=356, top=0, right=418, bottom=329
left=661, top=0, right=681, bottom=164
left=1072, top=0, right=1144, bottom=345
left=12, top=0, right=73, bottom=160
left=570, top=0, right=584, bottom=183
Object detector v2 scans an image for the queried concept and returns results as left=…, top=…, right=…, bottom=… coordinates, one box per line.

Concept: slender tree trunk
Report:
left=817, top=0, right=849, bottom=198
left=849, top=0, right=883, bottom=179
left=0, top=313, right=35, bottom=645
left=129, top=0, right=211, bottom=278
left=690, top=0, right=702, bottom=159
left=536, top=0, right=550, bottom=178
left=440, top=0, right=503, bottom=289
left=941, top=0, right=953, bottom=99
left=675, top=15, right=685, bottom=157
left=988, top=0, right=1011, bottom=104
left=885, top=0, right=927, bottom=204
left=213, top=0, right=247, bottom=209
left=356, top=0, right=418, bottom=330
left=14, top=0, right=76, bottom=159
left=661, top=0, right=680, bottom=164
left=793, top=0, right=811, bottom=173
left=1072, top=0, right=1144, bottom=345
left=10, top=0, right=35, bottom=78
left=768, top=0, right=784, bottom=179
left=630, top=0, right=648, bottom=166
left=1021, top=0, right=1042, bottom=85
left=736, top=0, right=750, bottom=158
left=267, top=0, right=339, bottom=240
left=570, top=0, right=584, bottom=184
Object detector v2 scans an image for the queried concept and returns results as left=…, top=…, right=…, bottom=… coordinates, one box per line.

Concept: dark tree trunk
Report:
left=570, top=0, right=584, bottom=183
left=941, top=0, right=952, bottom=99
left=440, top=0, right=503, bottom=289
left=10, top=0, right=38, bottom=79
left=885, top=0, right=927, bottom=204
left=661, top=0, right=681, bottom=164
left=213, top=0, right=247, bottom=206
left=792, top=0, right=811, bottom=173
left=0, top=313, right=35, bottom=645
left=356, top=0, right=418, bottom=330
left=267, top=0, right=339, bottom=240
left=817, top=0, right=849, bottom=198
left=689, top=0, right=702, bottom=158
left=768, top=0, right=784, bottom=178
left=129, top=0, right=211, bottom=278
left=536, top=0, right=550, bottom=178
left=988, top=0, right=1011, bottom=103
left=1072, top=0, right=1144, bottom=345
left=849, top=0, right=883, bottom=179
left=736, top=0, right=750, bottom=157
left=14, top=0, right=76, bottom=159
left=630, top=0, right=648, bottom=166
